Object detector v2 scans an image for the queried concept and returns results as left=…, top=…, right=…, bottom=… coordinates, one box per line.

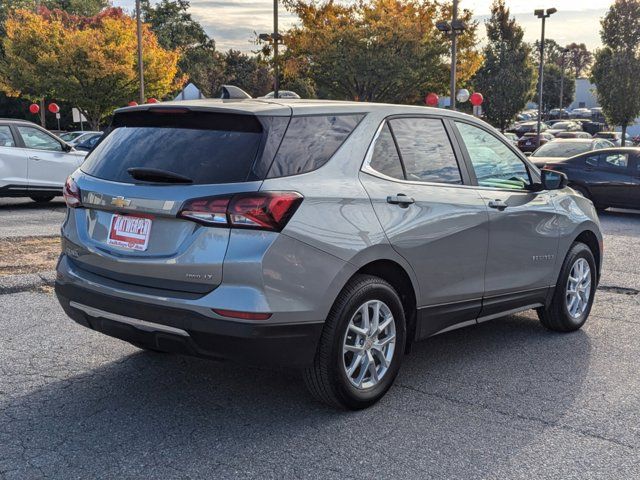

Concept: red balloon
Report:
left=29, top=103, right=40, bottom=114
left=425, top=93, right=439, bottom=107
left=48, top=102, right=60, bottom=114
left=470, top=92, right=484, bottom=106
left=146, top=98, right=159, bottom=104
left=128, top=101, right=138, bottom=107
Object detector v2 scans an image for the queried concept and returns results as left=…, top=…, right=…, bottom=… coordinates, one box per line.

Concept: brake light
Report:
left=178, top=191, right=303, bottom=231
left=63, top=177, right=81, bottom=208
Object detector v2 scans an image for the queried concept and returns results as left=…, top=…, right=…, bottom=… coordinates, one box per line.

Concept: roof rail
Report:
left=220, top=85, right=252, bottom=100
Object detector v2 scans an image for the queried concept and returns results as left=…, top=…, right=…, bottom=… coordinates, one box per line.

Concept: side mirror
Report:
left=524, top=152, right=532, bottom=157
left=541, top=169, right=568, bottom=190
left=62, top=142, right=73, bottom=152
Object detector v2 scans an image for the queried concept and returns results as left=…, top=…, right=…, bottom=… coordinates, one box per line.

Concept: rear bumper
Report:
left=55, top=281, right=323, bottom=368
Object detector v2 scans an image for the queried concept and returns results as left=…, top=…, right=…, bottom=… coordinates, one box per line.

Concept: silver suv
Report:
left=55, top=99, right=603, bottom=409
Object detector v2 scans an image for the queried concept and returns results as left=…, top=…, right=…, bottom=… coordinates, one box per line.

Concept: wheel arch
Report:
left=573, top=229, right=602, bottom=280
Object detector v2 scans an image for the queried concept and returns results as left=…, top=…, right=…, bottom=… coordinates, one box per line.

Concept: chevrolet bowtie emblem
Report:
left=111, top=196, right=131, bottom=208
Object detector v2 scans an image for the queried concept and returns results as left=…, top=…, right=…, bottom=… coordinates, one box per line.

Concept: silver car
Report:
left=55, top=99, right=603, bottom=409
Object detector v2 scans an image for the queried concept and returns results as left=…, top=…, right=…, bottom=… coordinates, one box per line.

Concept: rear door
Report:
left=360, top=116, right=489, bottom=337
left=452, top=120, right=559, bottom=317
left=0, top=124, right=28, bottom=191
left=15, top=125, right=83, bottom=190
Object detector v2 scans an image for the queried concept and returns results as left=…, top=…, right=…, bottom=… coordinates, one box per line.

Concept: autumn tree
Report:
left=1, top=8, right=183, bottom=129
left=282, top=0, right=481, bottom=103
left=591, top=0, right=640, bottom=146
left=565, top=42, right=593, bottom=77
left=474, top=0, right=536, bottom=131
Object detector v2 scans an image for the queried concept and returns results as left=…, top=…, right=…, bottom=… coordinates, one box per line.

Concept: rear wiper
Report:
left=127, top=167, right=193, bottom=184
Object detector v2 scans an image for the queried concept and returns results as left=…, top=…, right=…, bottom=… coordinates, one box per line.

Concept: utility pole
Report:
left=559, top=48, right=568, bottom=118
left=535, top=8, right=557, bottom=148
left=450, top=0, right=458, bottom=111
left=273, top=0, right=279, bottom=99
left=136, top=0, right=145, bottom=104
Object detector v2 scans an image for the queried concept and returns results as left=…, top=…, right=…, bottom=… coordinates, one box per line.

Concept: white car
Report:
left=0, top=119, right=87, bottom=202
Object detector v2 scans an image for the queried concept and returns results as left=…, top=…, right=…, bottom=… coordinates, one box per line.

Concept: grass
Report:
left=0, top=236, right=60, bottom=276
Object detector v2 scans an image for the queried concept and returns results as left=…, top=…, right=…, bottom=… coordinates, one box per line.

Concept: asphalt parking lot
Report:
left=1, top=201, right=639, bottom=479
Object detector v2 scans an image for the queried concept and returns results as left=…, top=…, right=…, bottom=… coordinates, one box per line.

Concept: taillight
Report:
left=63, top=177, right=81, bottom=208
left=178, top=191, right=303, bottom=232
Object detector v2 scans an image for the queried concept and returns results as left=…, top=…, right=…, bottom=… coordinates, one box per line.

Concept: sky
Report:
left=112, top=0, right=612, bottom=52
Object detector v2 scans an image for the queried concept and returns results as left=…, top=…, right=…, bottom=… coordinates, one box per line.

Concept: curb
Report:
left=0, top=271, right=56, bottom=295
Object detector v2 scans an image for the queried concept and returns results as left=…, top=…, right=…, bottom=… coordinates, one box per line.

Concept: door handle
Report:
left=29, top=155, right=41, bottom=161
left=488, top=199, right=508, bottom=210
left=386, top=194, right=415, bottom=207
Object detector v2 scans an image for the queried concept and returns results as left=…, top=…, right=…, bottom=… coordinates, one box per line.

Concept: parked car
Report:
left=529, top=138, right=615, bottom=168
left=502, top=132, right=519, bottom=146
left=555, top=131, right=593, bottom=139
left=0, top=119, right=86, bottom=201
left=593, top=131, right=633, bottom=147
left=55, top=99, right=603, bottom=409
left=547, top=121, right=582, bottom=136
left=60, top=131, right=102, bottom=146
left=543, top=147, right=640, bottom=211
left=570, top=108, right=592, bottom=118
left=509, top=121, right=548, bottom=137
left=517, top=132, right=555, bottom=153
left=74, top=133, right=103, bottom=152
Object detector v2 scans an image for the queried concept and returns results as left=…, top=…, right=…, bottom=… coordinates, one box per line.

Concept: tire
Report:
left=304, top=274, right=406, bottom=410
left=30, top=195, right=55, bottom=203
left=537, top=242, right=597, bottom=332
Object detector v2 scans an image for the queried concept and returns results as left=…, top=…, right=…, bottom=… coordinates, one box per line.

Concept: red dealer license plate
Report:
left=107, top=214, right=152, bottom=251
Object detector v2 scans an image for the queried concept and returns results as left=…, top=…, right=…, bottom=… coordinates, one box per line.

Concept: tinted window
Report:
left=585, top=155, right=599, bottom=167
left=82, top=126, right=263, bottom=185
left=369, top=124, right=404, bottom=179
left=0, top=126, right=15, bottom=147
left=17, top=126, right=62, bottom=151
left=602, top=153, right=628, bottom=169
left=389, top=118, right=461, bottom=184
left=267, top=114, right=363, bottom=178
left=456, top=122, right=530, bottom=190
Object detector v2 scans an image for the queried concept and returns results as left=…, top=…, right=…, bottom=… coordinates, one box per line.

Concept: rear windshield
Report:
left=81, top=110, right=268, bottom=184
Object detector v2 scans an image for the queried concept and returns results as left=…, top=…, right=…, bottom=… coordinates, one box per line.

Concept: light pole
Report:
left=259, top=0, right=283, bottom=98
left=135, top=0, right=145, bottom=104
left=534, top=7, right=557, bottom=147
left=559, top=47, right=569, bottom=118
left=436, top=0, right=466, bottom=110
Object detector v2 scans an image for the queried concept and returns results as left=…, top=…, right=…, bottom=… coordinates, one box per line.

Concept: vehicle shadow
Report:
left=1, top=313, right=592, bottom=477
left=0, top=197, right=65, bottom=210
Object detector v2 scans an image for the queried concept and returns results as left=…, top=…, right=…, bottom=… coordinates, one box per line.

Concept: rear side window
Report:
left=0, top=126, right=15, bottom=147
left=388, top=117, right=462, bottom=184
left=81, top=112, right=267, bottom=185
left=369, top=124, right=404, bottom=179
left=267, top=114, right=363, bottom=178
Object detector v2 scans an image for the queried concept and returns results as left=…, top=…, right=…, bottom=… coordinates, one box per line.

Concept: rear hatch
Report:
left=66, top=106, right=291, bottom=295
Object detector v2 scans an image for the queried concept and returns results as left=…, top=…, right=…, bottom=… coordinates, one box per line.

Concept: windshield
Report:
left=60, top=132, right=83, bottom=141
left=532, top=142, right=592, bottom=157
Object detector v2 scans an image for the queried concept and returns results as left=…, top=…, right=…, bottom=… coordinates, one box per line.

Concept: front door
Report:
left=15, top=125, right=82, bottom=190
left=586, top=151, right=637, bottom=208
left=359, top=117, right=489, bottom=338
left=453, top=120, right=560, bottom=318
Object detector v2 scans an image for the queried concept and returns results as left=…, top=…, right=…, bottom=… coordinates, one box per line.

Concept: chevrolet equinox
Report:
left=55, top=99, right=603, bottom=409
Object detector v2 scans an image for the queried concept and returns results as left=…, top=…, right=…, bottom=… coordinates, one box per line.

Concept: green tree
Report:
left=532, top=38, right=563, bottom=66
left=591, top=0, right=640, bottom=146
left=535, top=63, right=575, bottom=110
left=222, top=50, right=272, bottom=97
left=565, top=42, right=593, bottom=77
left=474, top=0, right=536, bottom=131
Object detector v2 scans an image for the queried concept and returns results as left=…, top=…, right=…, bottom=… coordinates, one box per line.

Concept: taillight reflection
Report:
left=178, top=191, right=303, bottom=232
left=63, top=177, right=81, bottom=208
